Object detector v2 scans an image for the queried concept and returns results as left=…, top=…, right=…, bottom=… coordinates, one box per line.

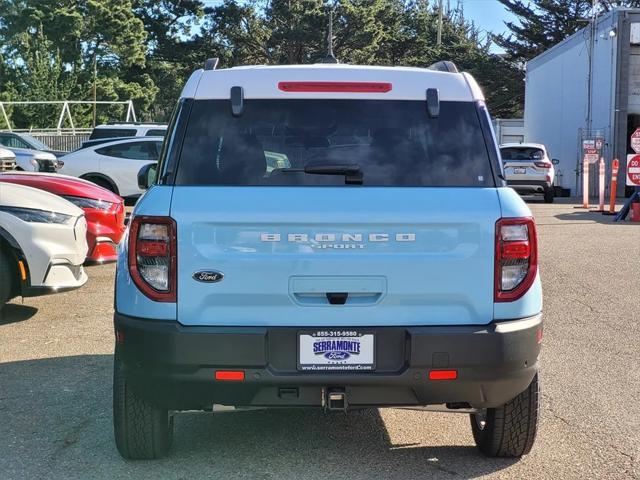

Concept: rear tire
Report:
left=470, top=374, right=539, bottom=458
left=86, top=176, right=117, bottom=194
left=544, top=188, right=554, bottom=203
left=113, top=347, right=173, bottom=459
left=0, top=250, right=15, bottom=308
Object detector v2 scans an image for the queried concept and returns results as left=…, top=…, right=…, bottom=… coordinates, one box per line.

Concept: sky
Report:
left=463, top=0, right=516, bottom=45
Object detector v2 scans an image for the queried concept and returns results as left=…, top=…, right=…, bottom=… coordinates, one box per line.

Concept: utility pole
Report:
left=437, top=0, right=444, bottom=48
left=92, top=55, right=97, bottom=128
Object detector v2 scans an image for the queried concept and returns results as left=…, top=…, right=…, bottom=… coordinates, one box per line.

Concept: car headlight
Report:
left=61, top=195, right=113, bottom=211
left=0, top=206, right=73, bottom=224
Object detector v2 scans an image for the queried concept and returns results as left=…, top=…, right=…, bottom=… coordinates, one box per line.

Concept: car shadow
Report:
left=0, top=355, right=519, bottom=479
left=0, top=303, right=38, bottom=325
left=554, top=209, right=639, bottom=225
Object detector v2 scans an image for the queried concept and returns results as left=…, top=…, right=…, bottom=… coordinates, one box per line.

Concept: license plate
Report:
left=298, top=330, right=375, bottom=371
left=513, top=167, right=526, bottom=174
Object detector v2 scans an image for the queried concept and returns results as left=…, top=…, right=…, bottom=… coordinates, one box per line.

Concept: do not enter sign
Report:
left=627, top=154, right=640, bottom=186
left=631, top=129, right=640, bottom=154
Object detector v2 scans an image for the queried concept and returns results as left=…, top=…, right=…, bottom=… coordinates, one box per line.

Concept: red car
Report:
left=0, top=172, right=126, bottom=262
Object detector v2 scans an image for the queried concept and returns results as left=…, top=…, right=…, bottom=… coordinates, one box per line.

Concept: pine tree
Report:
left=496, top=0, right=640, bottom=62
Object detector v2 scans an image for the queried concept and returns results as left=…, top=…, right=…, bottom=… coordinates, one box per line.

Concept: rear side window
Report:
left=89, top=128, right=137, bottom=140
left=174, top=100, right=495, bottom=187
left=500, top=147, right=544, bottom=160
left=145, top=129, right=166, bottom=137
left=96, top=141, right=159, bottom=161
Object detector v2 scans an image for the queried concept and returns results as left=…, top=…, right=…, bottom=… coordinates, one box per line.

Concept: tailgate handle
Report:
left=326, top=292, right=348, bottom=305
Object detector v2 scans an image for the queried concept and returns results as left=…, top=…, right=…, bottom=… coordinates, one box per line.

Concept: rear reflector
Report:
left=278, top=81, right=392, bottom=93
left=215, top=370, right=245, bottom=381
left=428, top=370, right=458, bottom=380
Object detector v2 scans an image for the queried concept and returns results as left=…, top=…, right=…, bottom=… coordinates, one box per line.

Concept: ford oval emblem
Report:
left=193, top=271, right=224, bottom=283
left=325, top=351, right=350, bottom=360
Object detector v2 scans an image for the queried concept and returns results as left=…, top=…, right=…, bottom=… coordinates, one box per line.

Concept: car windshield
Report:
left=500, top=147, right=544, bottom=161
left=20, top=134, right=50, bottom=150
left=173, top=99, right=495, bottom=187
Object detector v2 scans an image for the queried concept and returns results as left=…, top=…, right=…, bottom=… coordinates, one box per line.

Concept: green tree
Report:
left=496, top=0, right=640, bottom=62
left=0, top=0, right=152, bottom=127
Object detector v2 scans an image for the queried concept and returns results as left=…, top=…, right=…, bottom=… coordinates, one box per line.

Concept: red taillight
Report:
left=278, top=81, right=392, bottom=93
left=215, top=370, right=245, bottom=381
left=428, top=370, right=458, bottom=380
left=495, top=217, right=537, bottom=302
left=502, top=240, right=530, bottom=259
left=534, top=161, right=552, bottom=169
left=128, top=216, right=176, bottom=302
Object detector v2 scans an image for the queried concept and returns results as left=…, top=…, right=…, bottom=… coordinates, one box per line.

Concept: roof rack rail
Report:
left=204, top=58, right=219, bottom=71
left=104, top=122, right=166, bottom=126
left=428, top=61, right=459, bottom=73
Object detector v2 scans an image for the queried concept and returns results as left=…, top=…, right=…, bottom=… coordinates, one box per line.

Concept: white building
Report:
left=525, top=7, right=639, bottom=195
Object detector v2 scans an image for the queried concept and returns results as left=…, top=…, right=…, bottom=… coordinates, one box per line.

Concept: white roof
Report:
left=181, top=64, right=484, bottom=102
left=500, top=142, right=547, bottom=150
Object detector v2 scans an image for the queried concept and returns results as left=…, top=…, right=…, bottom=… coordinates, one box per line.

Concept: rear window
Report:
left=174, top=99, right=494, bottom=187
left=500, top=147, right=544, bottom=160
left=89, top=128, right=137, bottom=140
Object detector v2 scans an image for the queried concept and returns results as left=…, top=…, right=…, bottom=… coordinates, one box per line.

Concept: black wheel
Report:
left=113, top=347, right=173, bottom=459
left=470, top=374, right=539, bottom=458
left=86, top=176, right=117, bottom=194
left=0, top=250, right=15, bottom=308
left=544, top=188, right=554, bottom=203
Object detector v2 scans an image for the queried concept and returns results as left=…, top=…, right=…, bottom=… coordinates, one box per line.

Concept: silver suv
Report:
left=500, top=143, right=558, bottom=203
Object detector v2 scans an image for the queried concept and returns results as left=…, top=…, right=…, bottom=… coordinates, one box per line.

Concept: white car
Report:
left=0, top=183, right=88, bottom=307
left=88, top=123, right=167, bottom=140
left=0, top=147, right=17, bottom=171
left=5, top=146, right=58, bottom=172
left=499, top=143, right=559, bottom=203
left=59, top=137, right=163, bottom=200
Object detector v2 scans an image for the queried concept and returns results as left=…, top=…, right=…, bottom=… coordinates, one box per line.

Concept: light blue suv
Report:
left=113, top=60, right=543, bottom=460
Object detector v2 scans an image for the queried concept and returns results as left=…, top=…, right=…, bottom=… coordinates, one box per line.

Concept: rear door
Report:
left=169, top=98, right=502, bottom=327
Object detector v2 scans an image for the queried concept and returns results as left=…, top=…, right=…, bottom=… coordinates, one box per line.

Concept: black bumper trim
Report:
left=114, top=313, right=542, bottom=410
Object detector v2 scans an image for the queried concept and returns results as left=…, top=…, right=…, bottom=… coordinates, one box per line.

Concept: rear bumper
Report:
left=506, top=180, right=551, bottom=193
left=114, top=313, right=542, bottom=410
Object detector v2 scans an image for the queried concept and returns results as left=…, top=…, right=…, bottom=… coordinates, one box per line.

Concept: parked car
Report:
left=0, top=172, right=126, bottom=262
left=58, top=136, right=163, bottom=202
left=0, top=183, right=88, bottom=307
left=114, top=61, right=542, bottom=460
left=88, top=123, right=167, bottom=141
left=0, top=131, right=68, bottom=157
left=0, top=147, right=17, bottom=171
left=4, top=146, right=59, bottom=173
left=499, top=143, right=559, bottom=203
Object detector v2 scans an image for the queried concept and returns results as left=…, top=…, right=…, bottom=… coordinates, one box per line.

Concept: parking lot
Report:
left=0, top=199, right=638, bottom=480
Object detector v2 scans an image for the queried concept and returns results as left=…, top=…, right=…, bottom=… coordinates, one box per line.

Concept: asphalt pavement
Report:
left=1, top=198, right=639, bottom=479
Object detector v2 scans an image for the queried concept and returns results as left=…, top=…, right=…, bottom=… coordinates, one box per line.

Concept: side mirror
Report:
left=551, top=158, right=560, bottom=165
left=137, top=163, right=157, bottom=190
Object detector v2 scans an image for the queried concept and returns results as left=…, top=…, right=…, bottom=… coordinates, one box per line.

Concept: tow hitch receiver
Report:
left=324, top=388, right=348, bottom=411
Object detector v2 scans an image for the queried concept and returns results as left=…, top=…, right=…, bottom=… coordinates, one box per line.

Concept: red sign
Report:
left=628, top=154, right=640, bottom=186
left=631, top=129, right=640, bottom=154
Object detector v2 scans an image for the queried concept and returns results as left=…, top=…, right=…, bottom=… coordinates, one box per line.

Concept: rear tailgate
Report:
left=172, top=187, right=500, bottom=327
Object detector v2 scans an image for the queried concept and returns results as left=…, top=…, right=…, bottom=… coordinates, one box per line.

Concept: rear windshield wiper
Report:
left=280, top=164, right=363, bottom=185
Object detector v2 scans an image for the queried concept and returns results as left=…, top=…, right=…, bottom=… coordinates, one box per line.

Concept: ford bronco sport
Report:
left=113, top=61, right=542, bottom=460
